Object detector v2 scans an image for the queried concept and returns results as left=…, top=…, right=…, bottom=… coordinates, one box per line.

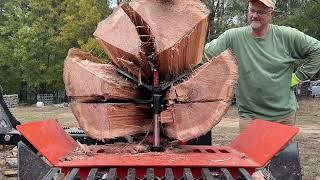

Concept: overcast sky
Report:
left=109, top=0, right=117, bottom=8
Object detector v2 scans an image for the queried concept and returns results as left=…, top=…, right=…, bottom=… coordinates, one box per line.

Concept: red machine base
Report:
left=17, top=119, right=298, bottom=179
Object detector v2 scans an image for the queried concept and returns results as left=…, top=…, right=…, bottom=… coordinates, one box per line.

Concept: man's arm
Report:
left=204, top=30, right=231, bottom=59
left=290, top=29, right=320, bottom=81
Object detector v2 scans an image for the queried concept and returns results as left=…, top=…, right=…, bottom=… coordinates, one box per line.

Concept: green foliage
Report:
left=203, top=0, right=248, bottom=40
left=278, top=1, right=320, bottom=40
left=96, top=0, right=113, bottom=18
left=80, top=38, right=111, bottom=63
left=0, top=0, right=112, bottom=97
left=278, top=1, right=320, bottom=80
left=57, top=0, right=101, bottom=48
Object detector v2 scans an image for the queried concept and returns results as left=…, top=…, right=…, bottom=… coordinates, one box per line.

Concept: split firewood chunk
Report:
left=93, top=8, right=151, bottom=79
left=166, top=49, right=238, bottom=103
left=94, top=0, right=210, bottom=80
left=71, top=102, right=152, bottom=140
left=162, top=49, right=238, bottom=142
left=64, top=48, right=143, bottom=102
left=162, top=102, right=230, bottom=142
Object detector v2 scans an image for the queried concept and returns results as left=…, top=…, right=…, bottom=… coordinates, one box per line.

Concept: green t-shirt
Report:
left=205, top=24, right=320, bottom=120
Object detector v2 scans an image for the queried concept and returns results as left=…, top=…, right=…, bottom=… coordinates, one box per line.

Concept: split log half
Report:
left=64, top=48, right=144, bottom=102
left=161, top=49, right=238, bottom=141
left=166, top=49, right=238, bottom=103
left=71, top=102, right=152, bottom=140
left=94, top=0, right=210, bottom=80
left=94, top=8, right=151, bottom=80
left=161, top=102, right=230, bottom=142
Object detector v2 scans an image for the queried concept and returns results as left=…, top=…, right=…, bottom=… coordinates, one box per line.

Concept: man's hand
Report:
left=291, top=73, right=300, bottom=87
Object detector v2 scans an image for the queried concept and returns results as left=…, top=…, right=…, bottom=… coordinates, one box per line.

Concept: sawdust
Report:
left=59, top=139, right=194, bottom=162
left=59, top=143, right=149, bottom=162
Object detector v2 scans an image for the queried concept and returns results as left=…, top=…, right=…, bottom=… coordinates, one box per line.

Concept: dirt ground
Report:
left=213, top=97, right=320, bottom=180
left=1, top=98, right=319, bottom=179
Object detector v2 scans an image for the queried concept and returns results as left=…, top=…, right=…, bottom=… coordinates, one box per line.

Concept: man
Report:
left=205, top=0, right=320, bottom=131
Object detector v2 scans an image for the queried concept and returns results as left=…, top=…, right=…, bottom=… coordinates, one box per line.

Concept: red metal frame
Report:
left=231, top=119, right=299, bottom=166
left=17, top=120, right=78, bottom=165
left=17, top=119, right=299, bottom=179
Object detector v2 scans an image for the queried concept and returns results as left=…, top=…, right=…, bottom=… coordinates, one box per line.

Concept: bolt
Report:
left=4, top=134, right=11, bottom=141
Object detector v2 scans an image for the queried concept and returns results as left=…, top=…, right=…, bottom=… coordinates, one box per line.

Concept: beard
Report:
left=250, top=20, right=262, bottom=29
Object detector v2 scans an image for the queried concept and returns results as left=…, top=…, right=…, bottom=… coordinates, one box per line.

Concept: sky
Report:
left=109, top=0, right=118, bottom=8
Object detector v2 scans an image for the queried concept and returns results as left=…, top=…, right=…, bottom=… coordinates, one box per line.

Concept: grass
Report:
left=10, top=105, right=78, bottom=127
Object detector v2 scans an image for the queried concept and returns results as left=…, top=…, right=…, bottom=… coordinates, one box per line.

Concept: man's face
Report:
left=248, top=1, right=274, bottom=30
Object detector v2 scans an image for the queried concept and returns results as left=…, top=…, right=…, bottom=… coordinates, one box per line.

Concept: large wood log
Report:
left=94, top=0, right=210, bottom=80
left=93, top=8, right=151, bottom=80
left=63, top=0, right=238, bottom=142
left=161, top=102, right=230, bottom=141
left=63, top=49, right=237, bottom=141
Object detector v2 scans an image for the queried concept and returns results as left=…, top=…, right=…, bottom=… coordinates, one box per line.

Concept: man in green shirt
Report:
left=205, top=0, right=320, bottom=131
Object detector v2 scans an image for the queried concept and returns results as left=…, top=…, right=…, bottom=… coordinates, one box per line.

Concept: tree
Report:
left=0, top=0, right=30, bottom=94
left=279, top=0, right=320, bottom=80
left=0, top=0, right=112, bottom=100
left=57, top=0, right=111, bottom=59
left=278, top=1, right=320, bottom=40
left=203, top=0, right=247, bottom=41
